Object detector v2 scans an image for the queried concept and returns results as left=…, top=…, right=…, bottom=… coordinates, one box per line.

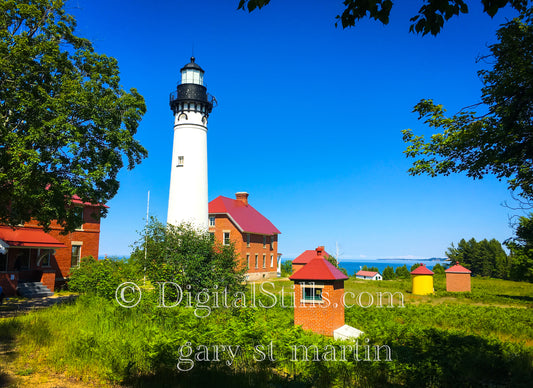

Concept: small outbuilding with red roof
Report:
left=208, top=192, right=280, bottom=281
left=355, top=270, right=382, bottom=281
left=411, top=263, right=434, bottom=295
left=445, top=262, right=471, bottom=292
left=290, top=247, right=349, bottom=337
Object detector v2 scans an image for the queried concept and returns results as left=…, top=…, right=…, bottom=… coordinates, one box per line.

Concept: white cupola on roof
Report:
left=180, top=56, right=204, bottom=85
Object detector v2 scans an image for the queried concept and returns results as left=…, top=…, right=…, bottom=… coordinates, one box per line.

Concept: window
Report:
left=270, top=254, right=274, bottom=268
left=270, top=236, right=274, bottom=250
left=16, top=250, right=30, bottom=270
left=223, top=232, right=230, bottom=246
left=38, top=249, right=51, bottom=267
left=71, top=245, right=82, bottom=267
left=246, top=233, right=250, bottom=248
left=209, top=216, right=215, bottom=227
left=263, top=254, right=266, bottom=268
left=246, top=254, right=250, bottom=270
left=254, top=254, right=258, bottom=269
left=263, top=236, right=266, bottom=248
left=209, top=232, right=215, bottom=242
left=177, top=156, right=184, bottom=167
left=0, top=253, right=7, bottom=272
left=303, top=286, right=323, bottom=302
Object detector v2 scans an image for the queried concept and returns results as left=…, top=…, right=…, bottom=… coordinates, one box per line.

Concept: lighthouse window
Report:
left=177, top=156, right=184, bottom=167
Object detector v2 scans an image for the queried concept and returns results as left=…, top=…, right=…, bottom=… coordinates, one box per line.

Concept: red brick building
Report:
left=0, top=199, right=103, bottom=296
left=445, top=262, right=471, bottom=292
left=290, top=247, right=348, bottom=337
left=208, top=192, right=280, bottom=281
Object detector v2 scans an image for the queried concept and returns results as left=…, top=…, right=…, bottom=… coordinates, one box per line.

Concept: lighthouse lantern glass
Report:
left=181, top=69, right=203, bottom=85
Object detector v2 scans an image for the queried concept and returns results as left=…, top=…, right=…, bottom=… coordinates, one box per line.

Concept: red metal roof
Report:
left=208, top=196, right=280, bottom=235
left=356, top=270, right=380, bottom=277
left=445, top=263, right=471, bottom=274
left=293, top=248, right=331, bottom=264
left=71, top=195, right=109, bottom=208
left=0, top=226, right=66, bottom=248
left=410, top=264, right=434, bottom=275
left=290, top=255, right=348, bottom=281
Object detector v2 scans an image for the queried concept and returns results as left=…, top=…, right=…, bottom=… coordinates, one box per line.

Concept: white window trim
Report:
left=300, top=283, right=325, bottom=304
left=223, top=231, right=230, bottom=246
left=71, top=244, right=82, bottom=268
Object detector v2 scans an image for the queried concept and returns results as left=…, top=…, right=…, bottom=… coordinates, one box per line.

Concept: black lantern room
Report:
left=169, top=57, right=215, bottom=117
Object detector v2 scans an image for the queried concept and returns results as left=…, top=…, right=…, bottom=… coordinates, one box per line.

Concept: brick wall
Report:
left=209, top=214, right=278, bottom=279
left=446, top=272, right=471, bottom=292
left=40, top=270, right=56, bottom=292
left=293, top=280, right=345, bottom=336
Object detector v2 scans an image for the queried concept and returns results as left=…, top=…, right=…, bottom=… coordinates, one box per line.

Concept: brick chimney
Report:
left=316, top=246, right=325, bottom=256
left=235, top=192, right=249, bottom=206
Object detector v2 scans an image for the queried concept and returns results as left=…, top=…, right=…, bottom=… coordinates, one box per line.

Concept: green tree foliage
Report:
left=130, top=218, right=245, bottom=294
left=382, top=265, right=395, bottom=279
left=432, top=262, right=446, bottom=275
left=68, top=256, right=136, bottom=299
left=237, top=1, right=529, bottom=35
left=446, top=238, right=511, bottom=278
left=506, top=213, right=533, bottom=281
left=324, top=254, right=348, bottom=276
left=395, top=264, right=411, bottom=278
left=0, top=0, right=147, bottom=232
left=403, top=10, right=533, bottom=201
left=361, top=264, right=379, bottom=272
left=280, top=259, right=292, bottom=276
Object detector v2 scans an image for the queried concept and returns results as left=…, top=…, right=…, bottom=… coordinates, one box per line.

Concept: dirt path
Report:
left=0, top=295, right=78, bottom=319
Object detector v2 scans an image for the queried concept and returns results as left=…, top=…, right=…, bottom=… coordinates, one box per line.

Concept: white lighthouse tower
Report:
left=167, top=57, right=214, bottom=228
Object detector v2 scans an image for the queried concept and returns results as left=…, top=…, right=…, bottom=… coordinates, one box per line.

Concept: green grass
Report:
left=0, top=277, right=531, bottom=387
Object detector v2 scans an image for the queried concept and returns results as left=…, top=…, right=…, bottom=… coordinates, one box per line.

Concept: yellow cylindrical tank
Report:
left=411, top=264, right=434, bottom=295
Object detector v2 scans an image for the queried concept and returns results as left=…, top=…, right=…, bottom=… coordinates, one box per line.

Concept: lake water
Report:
left=282, top=258, right=449, bottom=276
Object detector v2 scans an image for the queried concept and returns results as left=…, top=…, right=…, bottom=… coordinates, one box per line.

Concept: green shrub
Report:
left=130, top=218, right=245, bottom=295
left=280, top=260, right=292, bottom=276
left=68, top=256, right=134, bottom=299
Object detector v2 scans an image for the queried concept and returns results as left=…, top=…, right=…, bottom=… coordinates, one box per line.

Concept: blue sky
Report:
left=70, top=0, right=522, bottom=259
